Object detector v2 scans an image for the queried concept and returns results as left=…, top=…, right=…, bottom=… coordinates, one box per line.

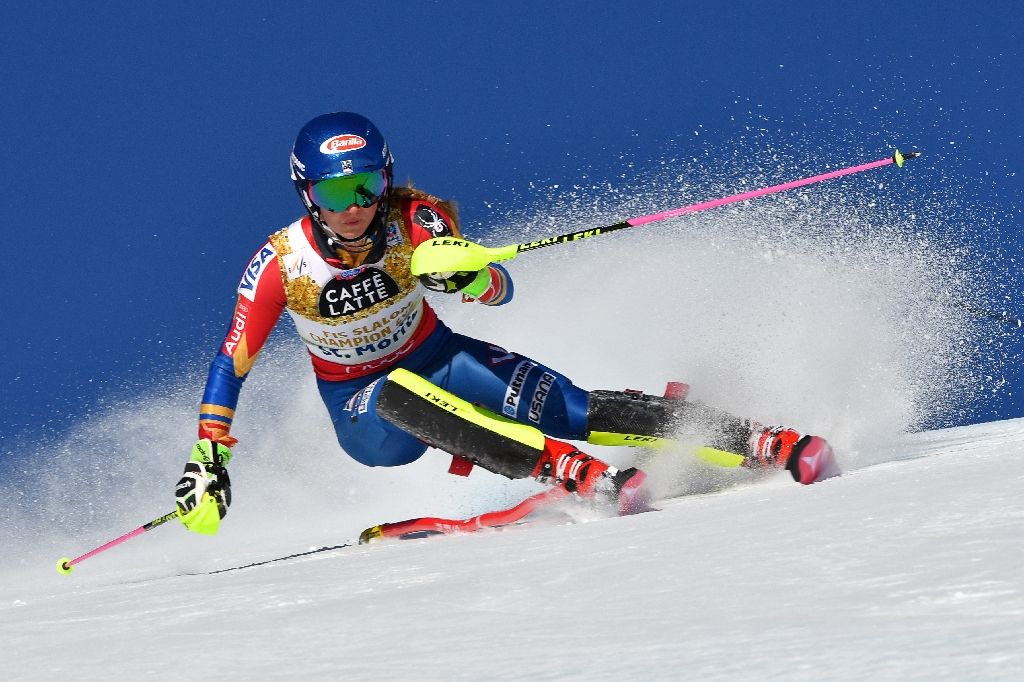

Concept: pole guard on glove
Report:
left=175, top=439, right=232, bottom=535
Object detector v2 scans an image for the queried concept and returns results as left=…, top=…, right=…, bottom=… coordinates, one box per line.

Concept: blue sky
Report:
left=2, top=1, right=1021, bottom=449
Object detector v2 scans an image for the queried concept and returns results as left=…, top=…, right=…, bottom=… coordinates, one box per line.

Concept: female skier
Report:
left=174, top=112, right=836, bottom=538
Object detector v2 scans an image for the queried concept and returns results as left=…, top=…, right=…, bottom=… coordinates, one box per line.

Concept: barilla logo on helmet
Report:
left=320, top=134, right=367, bottom=154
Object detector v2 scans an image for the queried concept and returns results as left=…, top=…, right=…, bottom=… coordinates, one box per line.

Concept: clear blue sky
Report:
left=2, top=1, right=1021, bottom=450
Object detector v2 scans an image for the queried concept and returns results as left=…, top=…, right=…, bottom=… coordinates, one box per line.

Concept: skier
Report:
left=174, top=112, right=837, bottom=538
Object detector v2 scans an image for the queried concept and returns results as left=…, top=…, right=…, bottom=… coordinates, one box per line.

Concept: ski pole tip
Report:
left=56, top=557, right=74, bottom=575
left=893, top=149, right=922, bottom=167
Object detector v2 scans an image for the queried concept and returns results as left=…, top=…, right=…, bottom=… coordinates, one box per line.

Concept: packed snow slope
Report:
left=2, top=420, right=1023, bottom=681
left=2, top=170, right=1020, bottom=679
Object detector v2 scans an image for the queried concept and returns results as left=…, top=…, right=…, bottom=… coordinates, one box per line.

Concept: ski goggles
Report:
left=308, top=171, right=388, bottom=211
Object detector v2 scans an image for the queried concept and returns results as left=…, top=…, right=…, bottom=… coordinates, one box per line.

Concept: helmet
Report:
left=290, top=112, right=394, bottom=243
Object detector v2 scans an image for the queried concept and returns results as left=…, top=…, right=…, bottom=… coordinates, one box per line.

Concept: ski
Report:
left=358, top=487, right=571, bottom=543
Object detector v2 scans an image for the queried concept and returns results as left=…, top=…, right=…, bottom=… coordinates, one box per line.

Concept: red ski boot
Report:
left=531, top=437, right=649, bottom=514
left=747, top=426, right=839, bottom=484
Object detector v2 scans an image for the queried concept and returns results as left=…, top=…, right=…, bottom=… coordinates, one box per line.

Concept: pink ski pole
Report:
left=514, top=150, right=921, bottom=254
left=57, top=510, right=178, bottom=574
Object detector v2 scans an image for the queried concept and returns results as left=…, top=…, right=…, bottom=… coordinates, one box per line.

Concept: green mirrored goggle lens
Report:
left=309, top=172, right=387, bottom=210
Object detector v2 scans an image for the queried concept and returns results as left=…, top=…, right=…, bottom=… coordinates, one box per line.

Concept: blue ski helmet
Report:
left=290, top=112, right=394, bottom=241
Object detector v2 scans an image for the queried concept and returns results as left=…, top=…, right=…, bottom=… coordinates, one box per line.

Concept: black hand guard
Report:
left=419, top=271, right=479, bottom=293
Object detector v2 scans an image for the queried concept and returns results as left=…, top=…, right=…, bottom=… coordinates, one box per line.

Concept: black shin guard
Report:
left=586, top=390, right=750, bottom=455
left=376, top=373, right=541, bottom=479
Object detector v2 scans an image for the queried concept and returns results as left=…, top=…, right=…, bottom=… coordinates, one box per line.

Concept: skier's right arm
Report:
left=177, top=242, right=286, bottom=534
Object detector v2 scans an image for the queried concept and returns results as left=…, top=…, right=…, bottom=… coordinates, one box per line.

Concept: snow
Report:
left=2, top=420, right=1022, bottom=680
left=2, top=174, right=1019, bottom=679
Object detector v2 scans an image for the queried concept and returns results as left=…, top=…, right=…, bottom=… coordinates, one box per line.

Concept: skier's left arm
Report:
left=406, top=194, right=513, bottom=306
